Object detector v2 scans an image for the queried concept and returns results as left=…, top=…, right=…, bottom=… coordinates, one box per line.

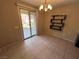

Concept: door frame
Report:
left=17, top=6, right=37, bottom=40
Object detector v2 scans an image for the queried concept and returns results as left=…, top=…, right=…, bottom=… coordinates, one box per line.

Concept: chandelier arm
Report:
left=39, top=0, right=52, bottom=11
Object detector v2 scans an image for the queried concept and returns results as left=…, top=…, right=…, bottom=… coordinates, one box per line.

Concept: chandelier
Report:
left=39, top=0, right=52, bottom=12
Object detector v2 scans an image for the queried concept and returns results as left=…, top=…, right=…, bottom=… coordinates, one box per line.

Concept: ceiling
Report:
left=19, top=0, right=79, bottom=8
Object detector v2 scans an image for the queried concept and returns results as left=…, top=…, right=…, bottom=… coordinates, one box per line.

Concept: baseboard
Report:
left=44, top=33, right=75, bottom=43
left=0, top=40, right=23, bottom=52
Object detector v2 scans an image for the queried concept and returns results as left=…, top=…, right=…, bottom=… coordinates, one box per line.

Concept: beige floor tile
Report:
left=0, top=35, right=79, bottom=59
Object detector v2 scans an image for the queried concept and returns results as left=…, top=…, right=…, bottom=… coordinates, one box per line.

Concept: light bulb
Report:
left=45, top=8, right=48, bottom=12
left=48, top=4, right=52, bottom=10
left=39, top=5, right=43, bottom=11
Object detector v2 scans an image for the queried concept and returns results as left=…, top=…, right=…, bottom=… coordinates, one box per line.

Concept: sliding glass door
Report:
left=20, top=9, right=37, bottom=39
left=30, top=12, right=37, bottom=36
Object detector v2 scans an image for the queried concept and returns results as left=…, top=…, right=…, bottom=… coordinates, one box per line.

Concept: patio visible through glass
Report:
left=20, top=9, right=37, bottom=39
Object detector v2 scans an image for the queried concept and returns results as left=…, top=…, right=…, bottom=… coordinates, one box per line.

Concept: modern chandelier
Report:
left=39, top=0, right=52, bottom=12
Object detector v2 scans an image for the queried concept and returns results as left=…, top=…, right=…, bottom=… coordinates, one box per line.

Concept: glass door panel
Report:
left=30, top=12, right=37, bottom=35
left=20, top=9, right=31, bottom=39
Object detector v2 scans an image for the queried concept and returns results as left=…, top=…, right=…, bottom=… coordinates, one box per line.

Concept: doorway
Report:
left=20, top=9, right=37, bottom=39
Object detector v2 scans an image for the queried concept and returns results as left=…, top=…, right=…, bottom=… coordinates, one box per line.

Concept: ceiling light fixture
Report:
left=39, top=0, right=52, bottom=12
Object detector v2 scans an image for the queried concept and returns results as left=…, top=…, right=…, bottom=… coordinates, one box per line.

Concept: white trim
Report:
left=46, top=33, right=75, bottom=43
left=15, top=3, right=37, bottom=11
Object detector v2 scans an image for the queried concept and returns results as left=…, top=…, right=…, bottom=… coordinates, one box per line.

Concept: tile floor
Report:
left=0, top=35, right=79, bottom=59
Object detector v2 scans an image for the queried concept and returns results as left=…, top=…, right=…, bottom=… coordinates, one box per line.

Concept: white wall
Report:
left=0, top=0, right=23, bottom=48
left=36, top=11, right=45, bottom=35
left=0, top=0, right=44, bottom=48
left=44, top=3, right=79, bottom=42
left=0, top=0, right=78, bottom=48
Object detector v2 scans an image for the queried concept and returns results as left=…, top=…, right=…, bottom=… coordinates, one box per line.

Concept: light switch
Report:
left=14, top=26, right=19, bottom=29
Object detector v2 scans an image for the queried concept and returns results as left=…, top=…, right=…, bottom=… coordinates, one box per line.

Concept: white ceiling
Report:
left=19, top=0, right=79, bottom=8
